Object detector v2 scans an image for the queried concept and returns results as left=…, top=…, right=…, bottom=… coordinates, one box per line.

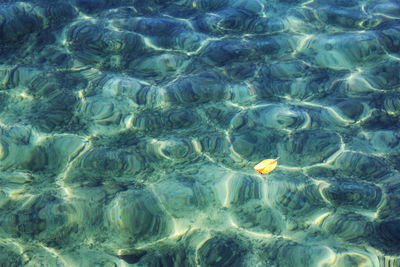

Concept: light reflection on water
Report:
left=0, top=0, right=399, bottom=266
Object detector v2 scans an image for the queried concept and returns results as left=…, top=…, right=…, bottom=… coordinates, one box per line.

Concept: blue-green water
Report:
left=0, top=0, right=400, bottom=266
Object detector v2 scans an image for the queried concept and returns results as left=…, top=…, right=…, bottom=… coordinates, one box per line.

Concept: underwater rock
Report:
left=248, top=17, right=287, bottom=34
left=231, top=201, right=284, bottom=234
left=143, top=137, right=197, bottom=164
left=22, top=145, right=48, bottom=172
left=6, top=66, right=41, bottom=89
left=81, top=71, right=117, bottom=96
left=0, top=125, right=35, bottom=171
left=243, top=35, right=282, bottom=56
left=197, top=134, right=231, bottom=157
left=308, top=0, right=360, bottom=8
left=315, top=6, right=374, bottom=29
left=2, top=125, right=31, bottom=146
left=333, top=152, right=390, bottom=181
left=106, top=189, right=173, bottom=245
left=37, top=1, right=77, bottom=27
left=334, top=99, right=365, bottom=121
left=257, top=105, right=310, bottom=130
left=232, top=0, right=265, bottom=14
left=0, top=243, right=23, bottom=266
left=0, top=140, right=9, bottom=161
left=320, top=212, right=373, bottom=242
left=193, top=5, right=286, bottom=35
left=197, top=235, right=245, bottom=267
left=25, top=72, right=60, bottom=96
left=231, top=104, right=310, bottom=133
left=362, top=61, right=400, bottom=90
left=63, top=146, right=145, bottom=186
left=195, top=133, right=239, bottom=166
left=130, top=108, right=197, bottom=135
left=81, top=97, right=123, bottom=126
left=286, top=8, right=322, bottom=34
left=0, top=190, right=9, bottom=209
left=366, top=1, right=400, bottom=18
left=267, top=60, right=311, bottom=80
left=65, top=21, right=102, bottom=61
left=203, top=105, right=238, bottom=128
left=328, top=72, right=373, bottom=96
left=117, top=250, right=147, bottom=264
left=246, top=34, right=299, bottom=57
left=36, top=134, right=84, bottom=172
left=214, top=8, right=259, bottom=34
left=113, top=16, right=204, bottom=51
left=152, top=30, right=205, bottom=51
left=377, top=177, right=400, bottom=220
left=154, top=0, right=228, bottom=11
left=277, top=130, right=341, bottom=167
left=190, top=0, right=228, bottom=10
left=154, top=177, right=213, bottom=218
left=224, top=63, right=257, bottom=81
left=256, top=62, right=336, bottom=101
left=377, top=23, right=400, bottom=55
left=76, top=148, right=143, bottom=177
left=67, top=21, right=146, bottom=68
left=0, top=66, right=16, bottom=90
left=0, top=194, right=78, bottom=246
left=101, top=76, right=155, bottom=104
left=299, top=32, right=384, bottom=69
left=30, top=91, right=79, bottom=133
left=200, top=38, right=255, bottom=66
left=267, top=181, right=326, bottom=218
left=0, top=3, right=43, bottom=46
left=120, top=244, right=189, bottom=266
left=258, top=74, right=333, bottom=101
left=101, top=5, right=140, bottom=18
left=228, top=175, right=264, bottom=205
left=230, top=128, right=278, bottom=163
left=128, top=52, right=190, bottom=82
left=228, top=83, right=259, bottom=105
left=58, top=247, right=123, bottom=267
left=159, top=140, right=191, bottom=159
left=335, top=252, right=377, bottom=267
left=384, top=94, right=400, bottom=115
left=73, top=0, right=123, bottom=13
left=192, top=13, right=223, bottom=35
left=262, top=239, right=335, bottom=267
left=320, top=180, right=382, bottom=210
left=368, top=130, right=400, bottom=153
left=370, top=220, right=400, bottom=255
left=230, top=133, right=261, bottom=160
left=113, top=16, right=191, bottom=35
left=165, top=72, right=228, bottom=104
left=358, top=109, right=400, bottom=131
left=378, top=256, right=400, bottom=267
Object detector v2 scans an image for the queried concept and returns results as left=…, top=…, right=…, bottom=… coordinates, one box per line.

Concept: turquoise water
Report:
left=0, top=0, right=400, bottom=266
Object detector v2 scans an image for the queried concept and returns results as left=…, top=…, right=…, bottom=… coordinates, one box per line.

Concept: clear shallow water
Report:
left=0, top=0, right=400, bottom=266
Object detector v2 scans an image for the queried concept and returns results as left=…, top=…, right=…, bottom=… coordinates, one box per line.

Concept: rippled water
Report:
left=0, top=0, right=400, bottom=266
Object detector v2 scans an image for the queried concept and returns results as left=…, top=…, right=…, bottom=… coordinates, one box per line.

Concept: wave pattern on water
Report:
left=0, top=0, right=400, bottom=266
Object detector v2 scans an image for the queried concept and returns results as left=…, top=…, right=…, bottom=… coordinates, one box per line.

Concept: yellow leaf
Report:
left=254, top=157, right=279, bottom=175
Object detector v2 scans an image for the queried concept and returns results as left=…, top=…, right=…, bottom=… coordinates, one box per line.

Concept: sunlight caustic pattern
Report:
left=0, top=0, right=399, bottom=266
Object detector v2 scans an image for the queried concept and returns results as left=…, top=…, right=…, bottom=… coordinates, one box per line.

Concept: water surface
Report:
left=0, top=0, right=400, bottom=266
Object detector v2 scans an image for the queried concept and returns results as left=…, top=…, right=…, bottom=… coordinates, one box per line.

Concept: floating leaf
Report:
left=254, top=157, right=279, bottom=175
